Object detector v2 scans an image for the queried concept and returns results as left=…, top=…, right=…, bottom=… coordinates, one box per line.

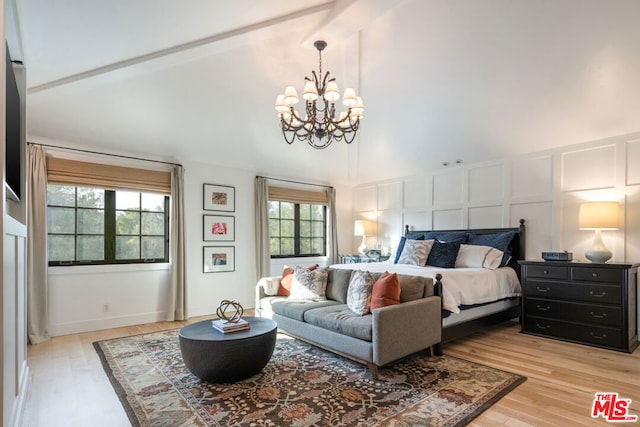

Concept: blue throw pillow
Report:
left=393, top=235, right=424, bottom=264
left=467, top=231, right=517, bottom=266
left=425, top=241, right=461, bottom=268
left=422, top=231, right=468, bottom=244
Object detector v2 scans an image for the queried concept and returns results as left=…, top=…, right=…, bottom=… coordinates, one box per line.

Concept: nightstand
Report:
left=340, top=253, right=390, bottom=264
left=518, top=260, right=638, bottom=353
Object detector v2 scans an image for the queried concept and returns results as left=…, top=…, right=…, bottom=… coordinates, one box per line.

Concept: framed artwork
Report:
left=203, top=246, right=235, bottom=273
left=203, top=183, right=235, bottom=212
left=203, top=215, right=235, bottom=241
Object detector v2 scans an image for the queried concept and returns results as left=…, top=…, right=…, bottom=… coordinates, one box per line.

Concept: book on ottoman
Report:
left=211, top=318, right=250, bottom=333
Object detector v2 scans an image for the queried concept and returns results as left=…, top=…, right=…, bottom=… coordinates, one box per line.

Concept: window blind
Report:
left=46, top=158, right=171, bottom=194
left=268, top=185, right=327, bottom=205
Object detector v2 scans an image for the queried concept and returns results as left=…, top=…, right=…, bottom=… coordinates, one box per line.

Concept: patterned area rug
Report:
left=94, top=329, right=525, bottom=426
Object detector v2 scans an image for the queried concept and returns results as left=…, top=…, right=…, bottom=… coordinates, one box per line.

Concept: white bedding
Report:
left=331, top=262, right=521, bottom=314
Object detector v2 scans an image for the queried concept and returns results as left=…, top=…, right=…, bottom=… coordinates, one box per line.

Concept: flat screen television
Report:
left=5, top=42, right=21, bottom=202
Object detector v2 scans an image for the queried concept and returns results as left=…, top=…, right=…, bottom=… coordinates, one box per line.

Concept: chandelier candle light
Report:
left=275, top=40, right=364, bottom=149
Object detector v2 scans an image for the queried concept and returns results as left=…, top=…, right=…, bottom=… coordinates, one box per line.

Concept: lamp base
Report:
left=585, top=229, right=612, bottom=263
left=358, top=235, right=367, bottom=255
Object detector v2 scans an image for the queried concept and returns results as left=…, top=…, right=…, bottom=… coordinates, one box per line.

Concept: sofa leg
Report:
left=434, top=342, right=443, bottom=356
left=367, top=362, right=379, bottom=381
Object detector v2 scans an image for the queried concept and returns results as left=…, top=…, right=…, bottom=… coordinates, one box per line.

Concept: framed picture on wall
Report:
left=203, top=183, right=235, bottom=212
left=203, top=215, right=235, bottom=241
left=203, top=246, right=235, bottom=273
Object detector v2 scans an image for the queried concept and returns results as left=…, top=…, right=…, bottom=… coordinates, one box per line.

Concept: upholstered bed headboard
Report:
left=404, top=219, right=526, bottom=278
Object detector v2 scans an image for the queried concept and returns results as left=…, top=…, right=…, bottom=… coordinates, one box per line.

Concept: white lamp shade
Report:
left=324, top=81, right=340, bottom=102
left=578, top=202, right=620, bottom=230
left=342, top=88, right=357, bottom=107
left=302, top=81, right=319, bottom=101
left=283, top=86, right=299, bottom=105
left=354, top=220, right=374, bottom=236
left=275, top=95, right=289, bottom=113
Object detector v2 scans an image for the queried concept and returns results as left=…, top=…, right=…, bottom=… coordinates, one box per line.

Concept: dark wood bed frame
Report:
left=405, top=219, right=526, bottom=355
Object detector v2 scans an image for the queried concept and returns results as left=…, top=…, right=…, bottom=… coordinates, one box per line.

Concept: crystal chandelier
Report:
left=275, top=40, right=364, bottom=149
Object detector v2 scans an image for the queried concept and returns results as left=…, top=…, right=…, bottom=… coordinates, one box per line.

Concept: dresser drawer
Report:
left=524, top=281, right=621, bottom=304
left=523, top=298, right=622, bottom=327
left=571, top=267, right=623, bottom=283
left=524, top=317, right=622, bottom=348
left=525, top=264, right=568, bottom=279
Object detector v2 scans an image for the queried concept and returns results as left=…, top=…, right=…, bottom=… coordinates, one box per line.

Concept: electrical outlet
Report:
left=102, top=304, right=109, bottom=312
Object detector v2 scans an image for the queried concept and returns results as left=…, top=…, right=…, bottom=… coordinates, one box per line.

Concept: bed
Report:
left=332, top=219, right=526, bottom=353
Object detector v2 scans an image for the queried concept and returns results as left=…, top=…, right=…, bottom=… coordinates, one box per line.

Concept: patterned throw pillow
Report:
left=278, top=264, right=319, bottom=296
left=396, top=239, right=435, bottom=266
left=288, top=266, right=329, bottom=301
left=426, top=241, right=461, bottom=268
left=370, top=272, right=401, bottom=310
left=346, top=270, right=376, bottom=316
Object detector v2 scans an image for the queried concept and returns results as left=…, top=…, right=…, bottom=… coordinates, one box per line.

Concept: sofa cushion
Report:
left=288, top=266, right=329, bottom=301
left=370, top=272, right=401, bottom=310
left=346, top=270, right=375, bottom=315
left=303, top=305, right=373, bottom=341
left=397, top=274, right=430, bottom=302
left=326, top=268, right=352, bottom=303
left=278, top=264, right=318, bottom=296
left=271, top=299, right=340, bottom=322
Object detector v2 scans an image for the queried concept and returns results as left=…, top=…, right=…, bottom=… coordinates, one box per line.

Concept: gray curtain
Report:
left=326, top=186, right=339, bottom=265
left=168, top=165, right=187, bottom=321
left=27, top=145, right=50, bottom=344
left=255, top=177, right=271, bottom=279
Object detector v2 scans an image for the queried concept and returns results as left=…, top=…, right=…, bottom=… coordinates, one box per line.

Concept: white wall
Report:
left=352, top=132, right=640, bottom=265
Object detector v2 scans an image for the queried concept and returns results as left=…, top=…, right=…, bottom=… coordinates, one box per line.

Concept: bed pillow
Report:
left=426, top=241, right=461, bottom=268
left=455, top=244, right=504, bottom=269
left=278, top=264, right=319, bottom=296
left=392, top=235, right=424, bottom=263
left=396, top=239, right=435, bottom=266
left=422, top=231, right=468, bottom=244
left=288, top=266, right=328, bottom=301
left=467, top=231, right=517, bottom=266
left=346, top=270, right=376, bottom=315
left=370, top=272, right=401, bottom=310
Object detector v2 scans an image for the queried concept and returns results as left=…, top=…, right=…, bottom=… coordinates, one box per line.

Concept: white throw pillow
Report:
left=288, top=266, right=329, bottom=301
left=346, top=270, right=375, bottom=316
left=455, top=244, right=504, bottom=269
left=396, top=239, right=435, bottom=266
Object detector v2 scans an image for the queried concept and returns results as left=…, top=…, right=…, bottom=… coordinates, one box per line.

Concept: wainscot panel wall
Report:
left=351, top=131, right=640, bottom=268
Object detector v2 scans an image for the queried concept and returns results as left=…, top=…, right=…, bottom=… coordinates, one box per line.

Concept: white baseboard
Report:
left=11, top=362, right=28, bottom=427
left=50, top=311, right=168, bottom=336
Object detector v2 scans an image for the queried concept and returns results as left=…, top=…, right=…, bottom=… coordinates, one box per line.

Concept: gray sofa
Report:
left=255, top=268, right=441, bottom=379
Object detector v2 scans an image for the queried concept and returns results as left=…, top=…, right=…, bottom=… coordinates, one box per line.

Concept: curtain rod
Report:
left=257, top=175, right=333, bottom=189
left=28, top=142, right=182, bottom=167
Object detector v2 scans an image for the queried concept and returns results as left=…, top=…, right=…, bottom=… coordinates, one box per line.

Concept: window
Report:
left=47, top=185, right=169, bottom=265
left=269, top=201, right=326, bottom=257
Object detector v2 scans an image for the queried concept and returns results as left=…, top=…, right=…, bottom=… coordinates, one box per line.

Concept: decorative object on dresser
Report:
left=541, top=251, right=573, bottom=261
left=519, top=260, right=638, bottom=353
left=275, top=40, right=364, bottom=149
left=578, top=201, right=620, bottom=263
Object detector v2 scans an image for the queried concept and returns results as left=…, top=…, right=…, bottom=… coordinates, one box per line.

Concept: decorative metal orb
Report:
left=216, top=299, right=244, bottom=323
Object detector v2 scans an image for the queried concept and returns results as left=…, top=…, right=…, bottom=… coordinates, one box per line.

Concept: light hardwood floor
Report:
left=22, top=318, right=639, bottom=426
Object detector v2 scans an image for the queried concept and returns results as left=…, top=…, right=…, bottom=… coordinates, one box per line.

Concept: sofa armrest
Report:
left=255, top=276, right=282, bottom=314
left=372, top=296, right=441, bottom=366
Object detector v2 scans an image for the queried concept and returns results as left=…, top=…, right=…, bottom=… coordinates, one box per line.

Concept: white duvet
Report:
left=331, top=262, right=521, bottom=314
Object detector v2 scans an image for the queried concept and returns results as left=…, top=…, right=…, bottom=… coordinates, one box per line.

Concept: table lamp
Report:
left=578, top=202, right=619, bottom=263
left=354, top=220, right=374, bottom=255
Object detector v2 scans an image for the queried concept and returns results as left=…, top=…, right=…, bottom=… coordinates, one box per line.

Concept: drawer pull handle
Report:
left=589, top=291, right=607, bottom=298
left=589, top=332, right=607, bottom=340
left=536, top=286, right=550, bottom=293
left=592, top=272, right=598, bottom=278
left=536, top=323, right=551, bottom=330
left=542, top=270, right=549, bottom=275
left=590, top=312, right=607, bottom=319
left=536, top=305, right=551, bottom=311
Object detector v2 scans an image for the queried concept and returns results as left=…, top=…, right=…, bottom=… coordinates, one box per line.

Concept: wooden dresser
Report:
left=519, top=260, right=638, bottom=353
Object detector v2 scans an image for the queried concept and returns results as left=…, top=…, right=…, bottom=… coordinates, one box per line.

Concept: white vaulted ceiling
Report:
left=14, top=0, right=640, bottom=185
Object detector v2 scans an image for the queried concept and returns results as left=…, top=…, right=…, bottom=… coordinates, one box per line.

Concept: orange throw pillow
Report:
left=278, top=264, right=318, bottom=296
left=370, top=272, right=401, bottom=310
